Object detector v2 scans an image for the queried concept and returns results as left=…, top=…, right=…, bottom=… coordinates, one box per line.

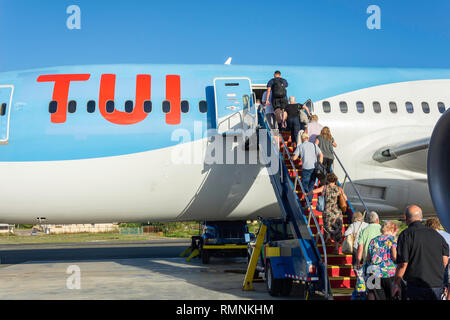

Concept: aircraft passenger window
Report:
left=199, top=100, right=208, bottom=113
left=389, top=102, right=398, bottom=113
left=406, top=102, right=414, bottom=113
left=87, top=100, right=96, bottom=113
left=322, top=101, right=331, bottom=113
left=125, top=100, right=134, bottom=113
left=421, top=102, right=430, bottom=114
left=106, top=100, right=115, bottom=113
left=373, top=102, right=381, bottom=113
left=143, top=100, right=152, bottom=113
left=68, top=100, right=77, bottom=114
left=339, top=101, right=348, bottom=113
left=162, top=100, right=171, bottom=113
left=356, top=101, right=364, bottom=113
left=438, top=102, right=446, bottom=113
left=49, top=101, right=58, bottom=114
left=0, top=103, right=6, bottom=116
left=181, top=100, right=189, bottom=113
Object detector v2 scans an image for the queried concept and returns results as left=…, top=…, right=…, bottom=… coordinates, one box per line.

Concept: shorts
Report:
left=274, top=108, right=284, bottom=124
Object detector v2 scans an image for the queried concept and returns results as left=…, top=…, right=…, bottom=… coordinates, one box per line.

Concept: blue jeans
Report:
left=287, top=117, right=301, bottom=145
left=406, top=284, right=443, bottom=300
left=301, top=168, right=316, bottom=201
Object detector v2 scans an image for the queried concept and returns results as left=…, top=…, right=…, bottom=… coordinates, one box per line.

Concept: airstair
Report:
left=243, top=108, right=370, bottom=300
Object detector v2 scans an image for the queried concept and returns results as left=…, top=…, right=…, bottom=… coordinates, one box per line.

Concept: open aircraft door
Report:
left=0, top=85, right=13, bottom=145
left=213, top=78, right=256, bottom=135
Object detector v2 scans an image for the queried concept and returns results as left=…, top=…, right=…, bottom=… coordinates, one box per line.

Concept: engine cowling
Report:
left=427, top=108, right=450, bottom=232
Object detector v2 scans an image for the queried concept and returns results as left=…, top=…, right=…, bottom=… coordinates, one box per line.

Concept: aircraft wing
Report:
left=372, top=138, right=429, bottom=174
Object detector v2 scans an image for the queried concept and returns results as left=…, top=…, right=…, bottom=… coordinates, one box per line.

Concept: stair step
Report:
left=327, top=265, right=356, bottom=277
left=311, top=215, right=350, bottom=225
left=309, top=225, right=324, bottom=234
left=331, top=288, right=354, bottom=300
left=329, top=276, right=356, bottom=289
left=318, top=245, right=343, bottom=255
left=324, top=254, right=353, bottom=265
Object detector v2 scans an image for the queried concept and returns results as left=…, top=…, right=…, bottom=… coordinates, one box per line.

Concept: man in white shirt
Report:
left=292, top=133, right=323, bottom=196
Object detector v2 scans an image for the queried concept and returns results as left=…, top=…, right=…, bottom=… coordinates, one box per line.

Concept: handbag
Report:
left=343, top=216, right=366, bottom=254
left=342, top=232, right=354, bottom=254
left=338, top=187, right=347, bottom=212
left=299, top=108, right=309, bottom=125
left=355, top=267, right=367, bottom=294
left=314, top=145, right=327, bottom=177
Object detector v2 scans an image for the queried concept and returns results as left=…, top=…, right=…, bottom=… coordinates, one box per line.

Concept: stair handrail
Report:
left=332, top=150, right=370, bottom=215
left=278, top=134, right=328, bottom=267
left=258, top=110, right=330, bottom=299
left=217, top=111, right=243, bottom=133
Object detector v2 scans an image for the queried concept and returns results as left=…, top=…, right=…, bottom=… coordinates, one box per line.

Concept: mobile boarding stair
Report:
left=243, top=108, right=370, bottom=300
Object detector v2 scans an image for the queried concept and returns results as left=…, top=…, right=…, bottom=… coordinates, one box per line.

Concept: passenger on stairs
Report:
left=306, top=173, right=346, bottom=254
left=262, top=90, right=276, bottom=129
left=344, top=211, right=369, bottom=266
left=366, top=221, right=399, bottom=300
left=315, top=127, right=337, bottom=174
left=285, top=96, right=304, bottom=147
left=292, top=133, right=323, bottom=198
left=355, top=211, right=381, bottom=267
left=305, top=115, right=323, bottom=143
left=266, top=71, right=288, bottom=129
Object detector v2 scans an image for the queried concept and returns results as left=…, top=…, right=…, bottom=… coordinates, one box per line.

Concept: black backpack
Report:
left=272, top=78, right=286, bottom=99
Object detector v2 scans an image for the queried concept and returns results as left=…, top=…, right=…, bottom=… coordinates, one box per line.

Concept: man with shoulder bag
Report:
left=292, top=133, right=324, bottom=201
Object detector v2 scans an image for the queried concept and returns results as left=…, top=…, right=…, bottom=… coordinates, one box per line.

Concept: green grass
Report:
left=0, top=221, right=259, bottom=245
left=0, top=232, right=177, bottom=244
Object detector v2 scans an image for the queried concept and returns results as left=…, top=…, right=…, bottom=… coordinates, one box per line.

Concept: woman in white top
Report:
left=305, top=115, right=323, bottom=143
left=344, top=211, right=368, bottom=266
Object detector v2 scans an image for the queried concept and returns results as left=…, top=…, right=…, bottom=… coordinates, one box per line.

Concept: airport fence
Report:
left=119, top=227, right=144, bottom=235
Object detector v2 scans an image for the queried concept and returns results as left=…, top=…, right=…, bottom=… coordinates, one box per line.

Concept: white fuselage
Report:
left=0, top=65, right=447, bottom=224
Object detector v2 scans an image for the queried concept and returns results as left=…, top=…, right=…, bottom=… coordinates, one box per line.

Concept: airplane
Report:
left=0, top=64, right=448, bottom=231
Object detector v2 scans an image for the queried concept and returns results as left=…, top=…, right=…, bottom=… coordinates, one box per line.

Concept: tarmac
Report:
left=0, top=240, right=307, bottom=300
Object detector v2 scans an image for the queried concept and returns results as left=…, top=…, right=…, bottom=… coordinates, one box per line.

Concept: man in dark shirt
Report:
left=393, top=205, right=449, bottom=300
left=285, top=96, right=305, bottom=147
left=266, top=71, right=288, bottom=128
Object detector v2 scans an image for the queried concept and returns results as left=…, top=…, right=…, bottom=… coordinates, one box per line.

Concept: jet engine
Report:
left=428, top=109, right=450, bottom=231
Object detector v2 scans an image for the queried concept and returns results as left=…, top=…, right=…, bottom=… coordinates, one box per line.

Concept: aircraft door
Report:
left=0, top=85, right=13, bottom=145
left=213, top=78, right=254, bottom=134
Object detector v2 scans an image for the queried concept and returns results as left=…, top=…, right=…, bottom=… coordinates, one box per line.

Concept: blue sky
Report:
left=0, top=0, right=449, bottom=71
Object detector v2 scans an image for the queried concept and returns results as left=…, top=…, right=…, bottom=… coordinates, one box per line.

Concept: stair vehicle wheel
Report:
left=280, top=278, right=293, bottom=296
left=265, top=261, right=282, bottom=296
